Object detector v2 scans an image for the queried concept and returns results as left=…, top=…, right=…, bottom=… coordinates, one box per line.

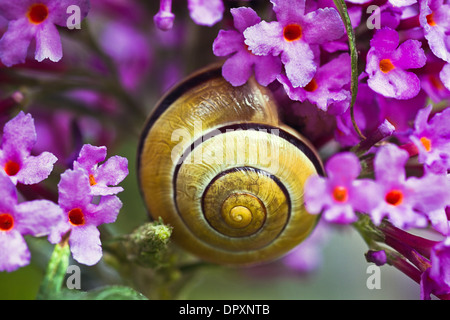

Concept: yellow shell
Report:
left=138, top=65, right=323, bottom=266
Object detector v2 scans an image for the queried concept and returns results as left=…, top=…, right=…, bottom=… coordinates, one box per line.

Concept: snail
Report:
left=137, top=64, right=324, bottom=266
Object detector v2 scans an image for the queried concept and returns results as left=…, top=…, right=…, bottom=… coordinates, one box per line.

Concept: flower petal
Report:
left=302, top=8, right=345, bottom=44
left=16, top=151, right=57, bottom=185
left=88, top=195, right=122, bottom=226
left=69, top=224, right=102, bottom=266
left=187, top=0, right=224, bottom=26
left=271, top=0, right=306, bottom=23
left=244, top=21, right=284, bottom=56
left=230, top=7, right=260, bottom=33
left=15, top=199, right=63, bottom=237
left=440, top=63, right=450, bottom=90
left=367, top=65, right=421, bottom=99
left=212, top=29, right=243, bottom=57
left=0, top=172, right=18, bottom=213
left=253, top=55, right=282, bottom=86
left=95, top=155, right=128, bottom=187
left=73, top=144, right=107, bottom=172
left=281, top=41, right=316, bottom=88
left=0, top=18, right=35, bottom=67
left=35, top=22, right=62, bottom=63
left=221, top=50, right=254, bottom=86
left=374, top=144, right=409, bottom=183
left=392, top=39, right=426, bottom=70
left=0, top=230, right=30, bottom=272
left=58, top=168, right=91, bottom=211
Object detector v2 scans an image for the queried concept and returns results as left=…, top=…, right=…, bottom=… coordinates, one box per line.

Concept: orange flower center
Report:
left=27, top=4, right=49, bottom=25
left=332, top=186, right=348, bottom=203
left=379, top=59, right=395, bottom=73
left=89, top=174, right=97, bottom=186
left=4, top=160, right=20, bottom=176
left=283, top=24, right=302, bottom=42
left=385, top=189, right=403, bottom=206
left=420, top=137, right=432, bottom=152
left=0, top=213, right=14, bottom=231
left=426, top=13, right=437, bottom=26
left=68, top=208, right=85, bottom=226
left=304, top=78, right=318, bottom=92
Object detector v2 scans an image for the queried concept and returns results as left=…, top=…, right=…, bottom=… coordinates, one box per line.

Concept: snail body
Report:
left=138, top=65, right=323, bottom=266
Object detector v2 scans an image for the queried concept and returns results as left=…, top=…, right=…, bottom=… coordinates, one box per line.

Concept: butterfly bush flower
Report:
left=421, top=237, right=450, bottom=299
left=243, top=0, right=345, bottom=88
left=366, top=28, right=427, bottom=99
left=277, top=53, right=351, bottom=114
left=50, top=168, right=123, bottom=265
left=419, top=0, right=450, bottom=63
left=304, top=152, right=378, bottom=224
left=409, top=105, right=450, bottom=173
left=154, top=0, right=224, bottom=30
left=0, top=0, right=90, bottom=67
left=0, top=173, right=63, bottom=272
left=0, top=111, right=57, bottom=185
left=73, top=144, right=128, bottom=196
left=441, top=63, right=450, bottom=90
left=369, top=144, right=450, bottom=229
left=213, top=7, right=282, bottom=87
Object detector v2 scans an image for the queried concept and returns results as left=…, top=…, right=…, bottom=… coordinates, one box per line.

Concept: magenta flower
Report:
left=0, top=0, right=90, bottom=67
left=369, top=144, right=450, bottom=229
left=304, top=152, right=378, bottom=224
left=441, top=63, right=450, bottom=90
left=73, top=144, right=128, bottom=196
left=213, top=7, right=281, bottom=87
left=50, top=168, right=123, bottom=265
left=0, top=173, right=63, bottom=272
left=154, top=0, right=223, bottom=30
left=0, top=111, right=57, bottom=185
left=277, top=53, right=351, bottom=114
left=366, top=28, right=427, bottom=99
left=419, top=0, right=450, bottom=63
left=243, top=0, right=345, bottom=88
left=409, top=105, right=450, bottom=173
left=421, top=237, right=450, bottom=299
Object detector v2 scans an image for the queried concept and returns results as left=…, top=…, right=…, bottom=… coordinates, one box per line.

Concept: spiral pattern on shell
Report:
left=138, top=65, right=324, bottom=265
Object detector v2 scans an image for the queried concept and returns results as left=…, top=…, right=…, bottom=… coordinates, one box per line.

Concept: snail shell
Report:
left=138, top=65, right=324, bottom=266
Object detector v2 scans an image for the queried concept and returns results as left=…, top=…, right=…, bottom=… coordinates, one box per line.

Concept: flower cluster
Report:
left=0, top=112, right=128, bottom=271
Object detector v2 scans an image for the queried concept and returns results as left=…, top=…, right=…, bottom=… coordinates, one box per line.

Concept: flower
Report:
left=369, top=144, right=450, bottom=229
left=421, top=237, right=450, bottom=299
left=409, top=105, right=450, bottom=173
left=154, top=0, right=224, bottom=30
left=73, top=144, right=128, bottom=196
left=243, top=0, right=345, bottom=88
left=419, top=0, right=450, bottom=63
left=0, top=111, right=57, bottom=185
left=441, top=63, right=450, bottom=90
left=50, top=168, right=123, bottom=265
left=277, top=53, right=351, bottom=114
left=0, top=172, right=63, bottom=272
left=0, top=0, right=90, bottom=67
left=304, top=152, right=378, bottom=224
left=365, top=28, right=427, bottom=99
left=213, top=7, right=281, bottom=87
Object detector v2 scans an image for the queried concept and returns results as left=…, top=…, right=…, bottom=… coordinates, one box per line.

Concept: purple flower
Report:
left=0, top=111, right=57, bottom=185
left=421, top=237, right=450, bottom=299
left=154, top=0, right=223, bottom=30
left=0, top=173, right=63, bottom=272
left=213, top=7, right=282, bottom=87
left=369, top=144, right=450, bottom=229
left=409, top=105, right=450, bottom=173
left=0, top=0, right=90, bottom=67
left=277, top=53, right=351, bottom=114
left=243, top=0, right=345, bottom=88
left=304, top=152, right=378, bottom=224
left=441, top=63, right=450, bottom=90
left=419, top=0, right=450, bottom=63
left=73, top=144, right=128, bottom=196
left=50, top=168, right=123, bottom=265
left=366, top=28, right=427, bottom=99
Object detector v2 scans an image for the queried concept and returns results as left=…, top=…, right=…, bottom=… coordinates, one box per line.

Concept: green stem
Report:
left=37, top=234, right=71, bottom=300
left=333, top=0, right=365, bottom=140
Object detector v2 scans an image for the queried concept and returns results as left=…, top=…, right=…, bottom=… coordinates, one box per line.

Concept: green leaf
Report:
left=333, top=0, right=365, bottom=140
left=37, top=242, right=70, bottom=300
